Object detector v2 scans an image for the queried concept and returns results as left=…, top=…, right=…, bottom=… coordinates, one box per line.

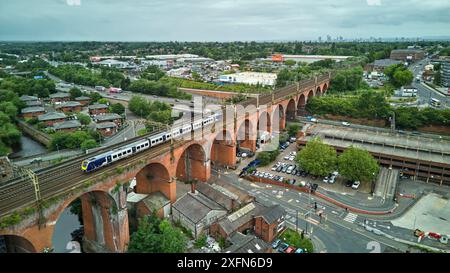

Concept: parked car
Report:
left=352, top=181, right=361, bottom=190
left=276, top=165, right=283, bottom=172
left=285, top=246, right=296, bottom=253
left=284, top=155, right=290, bottom=160
left=277, top=243, right=289, bottom=253
left=281, top=165, right=289, bottom=173
left=289, top=137, right=297, bottom=143
left=342, top=121, right=350, bottom=126
left=272, top=239, right=281, bottom=249
left=271, top=164, right=278, bottom=171
left=323, top=176, right=329, bottom=183
left=294, top=248, right=304, bottom=253
left=345, top=180, right=353, bottom=187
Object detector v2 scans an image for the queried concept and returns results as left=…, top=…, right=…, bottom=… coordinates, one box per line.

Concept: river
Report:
left=52, top=209, right=83, bottom=253
left=9, top=135, right=47, bottom=159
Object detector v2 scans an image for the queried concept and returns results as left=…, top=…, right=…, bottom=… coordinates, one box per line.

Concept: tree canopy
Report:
left=338, top=147, right=379, bottom=183
left=296, top=137, right=337, bottom=176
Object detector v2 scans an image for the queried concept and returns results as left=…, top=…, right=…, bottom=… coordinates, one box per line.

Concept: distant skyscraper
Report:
left=318, top=36, right=322, bottom=43
left=327, top=35, right=331, bottom=42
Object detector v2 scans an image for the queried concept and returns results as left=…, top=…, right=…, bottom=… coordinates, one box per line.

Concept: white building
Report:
left=218, top=72, right=277, bottom=86
left=98, top=59, right=132, bottom=69
left=395, top=86, right=417, bottom=97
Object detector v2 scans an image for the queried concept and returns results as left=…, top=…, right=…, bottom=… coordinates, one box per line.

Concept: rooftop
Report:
left=49, top=92, right=70, bottom=98
left=172, top=192, right=226, bottom=224
left=56, top=101, right=82, bottom=108
left=53, top=120, right=81, bottom=130
left=75, top=96, right=91, bottom=101
left=26, top=100, right=43, bottom=107
left=19, top=95, right=38, bottom=101
left=94, top=113, right=122, bottom=121
left=224, top=232, right=269, bottom=253
left=142, top=192, right=171, bottom=212
left=38, top=112, right=66, bottom=121
left=21, top=106, right=45, bottom=114
left=196, top=182, right=237, bottom=211
left=372, top=59, right=403, bottom=67
left=95, top=122, right=117, bottom=129
left=256, top=204, right=286, bottom=224
left=88, top=103, right=109, bottom=110
left=217, top=202, right=265, bottom=236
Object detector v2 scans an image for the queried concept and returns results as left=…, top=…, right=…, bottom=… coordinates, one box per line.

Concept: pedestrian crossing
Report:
left=343, top=212, right=358, bottom=223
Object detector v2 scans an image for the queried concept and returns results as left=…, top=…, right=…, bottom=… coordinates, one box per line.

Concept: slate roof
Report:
left=95, top=122, right=117, bottom=129
left=142, top=192, right=170, bottom=212
left=75, top=96, right=91, bottom=101
left=256, top=204, right=286, bottom=224
left=21, top=106, right=45, bottom=113
left=224, top=232, right=270, bottom=253
left=172, top=192, right=226, bottom=224
left=53, top=120, right=81, bottom=130
left=38, top=112, right=66, bottom=121
left=95, top=113, right=122, bottom=122
left=216, top=202, right=265, bottom=236
left=373, top=59, right=402, bottom=68
left=88, top=103, right=108, bottom=110
left=49, top=92, right=70, bottom=98
left=20, top=95, right=38, bottom=101
left=196, top=182, right=236, bottom=211
left=56, top=101, right=81, bottom=108
left=25, top=100, right=42, bottom=107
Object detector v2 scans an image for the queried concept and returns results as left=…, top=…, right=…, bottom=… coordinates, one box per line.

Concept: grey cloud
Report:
left=0, top=0, right=449, bottom=41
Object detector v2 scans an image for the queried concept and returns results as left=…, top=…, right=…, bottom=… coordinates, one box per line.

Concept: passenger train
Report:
left=81, top=113, right=222, bottom=172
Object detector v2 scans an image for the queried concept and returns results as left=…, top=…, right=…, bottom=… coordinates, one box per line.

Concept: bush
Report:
left=256, top=149, right=280, bottom=166
left=194, top=234, right=208, bottom=249
left=279, top=228, right=314, bottom=253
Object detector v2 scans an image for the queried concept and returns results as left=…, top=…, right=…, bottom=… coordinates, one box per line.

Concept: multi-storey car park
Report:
left=298, top=126, right=450, bottom=185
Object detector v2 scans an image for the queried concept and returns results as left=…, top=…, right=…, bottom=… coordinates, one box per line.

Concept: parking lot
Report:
left=238, top=137, right=369, bottom=196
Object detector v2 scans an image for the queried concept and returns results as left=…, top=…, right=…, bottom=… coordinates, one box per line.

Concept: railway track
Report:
left=0, top=74, right=333, bottom=219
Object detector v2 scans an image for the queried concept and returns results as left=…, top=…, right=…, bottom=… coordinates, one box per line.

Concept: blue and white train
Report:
left=81, top=113, right=222, bottom=172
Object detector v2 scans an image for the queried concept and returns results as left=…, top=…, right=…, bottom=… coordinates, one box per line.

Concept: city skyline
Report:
left=1, top=0, right=450, bottom=41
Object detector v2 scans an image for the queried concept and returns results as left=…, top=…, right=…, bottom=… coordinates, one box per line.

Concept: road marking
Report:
left=296, top=200, right=300, bottom=203
left=288, top=199, right=293, bottom=203
left=306, top=217, right=320, bottom=225
left=343, top=213, right=358, bottom=224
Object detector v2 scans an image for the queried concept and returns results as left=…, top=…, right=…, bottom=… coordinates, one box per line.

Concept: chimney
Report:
left=191, top=181, right=196, bottom=194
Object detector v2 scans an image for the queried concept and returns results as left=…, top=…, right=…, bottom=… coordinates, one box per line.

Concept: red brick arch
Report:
left=257, top=110, right=271, bottom=134
left=136, top=162, right=171, bottom=194
left=271, top=104, right=285, bottom=132
left=210, top=129, right=236, bottom=167
left=0, top=234, right=36, bottom=253
left=175, top=143, right=208, bottom=183
left=236, top=118, right=256, bottom=152
left=286, top=98, right=296, bottom=121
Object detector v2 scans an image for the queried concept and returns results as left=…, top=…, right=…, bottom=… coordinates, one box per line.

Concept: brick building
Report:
left=94, top=113, right=123, bottom=127
left=88, top=103, right=109, bottom=115
left=21, top=106, right=45, bottom=119
left=390, top=49, right=425, bottom=62
left=75, top=96, right=91, bottom=106
left=172, top=190, right=228, bottom=239
left=49, top=92, right=70, bottom=103
left=38, top=112, right=67, bottom=127
left=95, top=122, right=118, bottom=137
left=53, top=120, right=81, bottom=132
left=254, top=205, right=286, bottom=242
left=56, top=101, right=82, bottom=113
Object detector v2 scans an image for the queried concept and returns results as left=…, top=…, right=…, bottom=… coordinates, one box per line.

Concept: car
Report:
left=332, top=171, right=338, bottom=176
left=310, top=183, right=319, bottom=192
left=294, top=248, right=305, bottom=253
left=342, top=121, right=350, bottom=126
left=281, top=165, right=289, bottom=173
left=284, top=155, right=290, bottom=160
left=299, top=181, right=306, bottom=187
left=289, top=156, right=295, bottom=161
left=352, top=181, right=361, bottom=190
left=345, top=180, right=353, bottom=187
left=328, top=176, right=336, bottom=184
left=289, top=179, right=297, bottom=185
left=289, top=137, right=297, bottom=143
left=272, top=239, right=281, bottom=249
left=310, top=118, right=318, bottom=123
left=241, top=152, right=248, bottom=158
left=276, top=165, right=283, bottom=172
left=285, top=246, right=296, bottom=253
left=263, top=173, right=270, bottom=178
left=277, top=243, right=289, bottom=253
left=278, top=177, right=284, bottom=182
left=174, top=99, right=179, bottom=102
left=323, top=176, right=329, bottom=183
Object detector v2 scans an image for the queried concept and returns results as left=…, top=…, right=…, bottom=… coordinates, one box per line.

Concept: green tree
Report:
left=393, top=69, right=414, bottom=88
left=80, top=139, right=98, bottom=150
left=287, top=124, right=300, bottom=137
left=76, top=113, right=91, bottom=125
left=69, top=87, right=83, bottom=99
left=284, top=60, right=296, bottom=66
left=158, top=220, right=188, bottom=253
left=97, top=98, right=109, bottom=105
left=338, top=147, right=379, bottom=183
left=191, top=71, right=202, bottom=81
left=110, top=103, right=125, bottom=115
left=296, top=137, right=337, bottom=176
left=129, top=96, right=150, bottom=117
left=128, top=215, right=161, bottom=253
left=0, top=102, right=18, bottom=120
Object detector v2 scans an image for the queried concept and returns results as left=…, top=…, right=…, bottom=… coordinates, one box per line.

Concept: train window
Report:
left=113, top=155, right=117, bottom=159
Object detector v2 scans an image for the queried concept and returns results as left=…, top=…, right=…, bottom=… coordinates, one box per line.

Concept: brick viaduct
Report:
left=0, top=76, right=330, bottom=253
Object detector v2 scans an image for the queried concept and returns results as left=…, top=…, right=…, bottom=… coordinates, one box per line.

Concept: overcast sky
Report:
left=0, top=0, right=449, bottom=41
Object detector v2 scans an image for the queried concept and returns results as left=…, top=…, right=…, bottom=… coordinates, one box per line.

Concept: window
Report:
left=113, top=155, right=117, bottom=159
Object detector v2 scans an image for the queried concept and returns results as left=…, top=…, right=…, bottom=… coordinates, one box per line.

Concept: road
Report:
left=409, top=58, right=450, bottom=108
left=212, top=168, right=414, bottom=253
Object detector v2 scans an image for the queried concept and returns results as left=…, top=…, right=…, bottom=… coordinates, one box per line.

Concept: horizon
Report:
left=1, top=0, right=450, bottom=41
